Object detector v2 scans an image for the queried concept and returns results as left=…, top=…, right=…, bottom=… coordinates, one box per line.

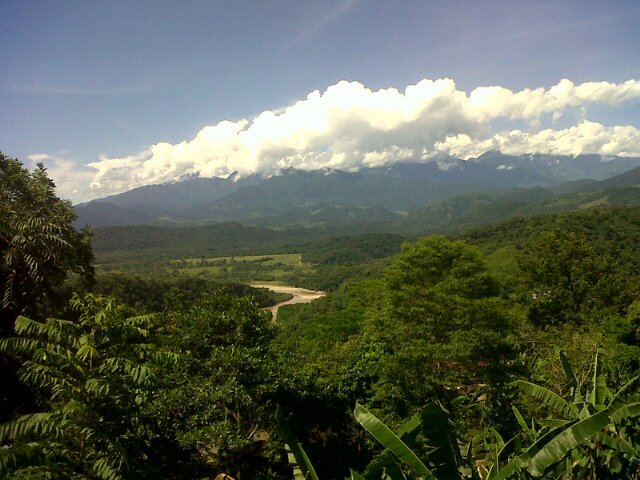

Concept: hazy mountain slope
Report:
left=193, top=161, right=551, bottom=222
left=104, top=175, right=257, bottom=211
left=472, top=151, right=640, bottom=181
left=248, top=204, right=403, bottom=228
left=75, top=175, right=257, bottom=224
left=548, top=179, right=598, bottom=195
left=74, top=153, right=640, bottom=228
left=196, top=169, right=503, bottom=220
left=74, top=202, right=156, bottom=228
left=403, top=167, right=640, bottom=234
left=587, top=165, right=640, bottom=190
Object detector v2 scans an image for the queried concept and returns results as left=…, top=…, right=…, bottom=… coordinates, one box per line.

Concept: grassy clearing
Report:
left=177, top=253, right=303, bottom=266
left=173, top=252, right=312, bottom=283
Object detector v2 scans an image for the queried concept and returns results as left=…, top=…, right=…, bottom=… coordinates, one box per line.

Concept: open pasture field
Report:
left=172, top=253, right=313, bottom=283
left=179, top=253, right=303, bottom=266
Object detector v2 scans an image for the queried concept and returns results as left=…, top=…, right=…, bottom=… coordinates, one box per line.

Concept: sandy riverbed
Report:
left=250, top=284, right=326, bottom=319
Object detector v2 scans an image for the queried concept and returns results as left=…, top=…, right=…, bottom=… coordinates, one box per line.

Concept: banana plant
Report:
left=276, top=351, right=640, bottom=480
left=488, top=350, right=640, bottom=479
left=275, top=406, right=320, bottom=480
left=351, top=402, right=479, bottom=480
left=277, top=402, right=477, bottom=480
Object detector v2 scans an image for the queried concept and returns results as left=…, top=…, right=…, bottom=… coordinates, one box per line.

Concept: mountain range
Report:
left=74, top=151, right=640, bottom=229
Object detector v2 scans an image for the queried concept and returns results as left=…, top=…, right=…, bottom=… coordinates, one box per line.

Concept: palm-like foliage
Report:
left=352, top=402, right=478, bottom=480
left=277, top=402, right=477, bottom=480
left=490, top=351, right=640, bottom=479
left=276, top=406, right=320, bottom=480
left=0, top=294, right=179, bottom=479
left=277, top=352, right=640, bottom=479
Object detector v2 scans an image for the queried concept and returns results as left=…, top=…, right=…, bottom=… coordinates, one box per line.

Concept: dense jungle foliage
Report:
left=2, top=153, right=640, bottom=479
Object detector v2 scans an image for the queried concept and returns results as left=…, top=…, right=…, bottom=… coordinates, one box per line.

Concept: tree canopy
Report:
left=0, top=294, right=179, bottom=479
left=518, top=229, right=631, bottom=327
left=0, top=153, right=93, bottom=329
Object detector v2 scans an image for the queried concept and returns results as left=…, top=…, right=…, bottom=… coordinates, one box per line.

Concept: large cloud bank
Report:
left=49, top=78, right=640, bottom=199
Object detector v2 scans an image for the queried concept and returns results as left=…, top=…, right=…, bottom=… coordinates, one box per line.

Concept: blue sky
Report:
left=1, top=0, right=640, bottom=201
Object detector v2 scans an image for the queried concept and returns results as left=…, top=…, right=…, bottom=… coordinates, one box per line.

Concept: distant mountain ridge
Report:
left=74, top=152, right=640, bottom=229
left=403, top=163, right=640, bottom=234
left=472, top=151, right=640, bottom=181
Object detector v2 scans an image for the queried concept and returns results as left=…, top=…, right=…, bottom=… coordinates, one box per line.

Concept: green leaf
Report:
left=350, top=469, right=367, bottom=480
left=420, top=402, right=462, bottom=480
left=515, top=380, right=578, bottom=419
left=361, top=450, right=407, bottom=480
left=76, top=343, right=98, bottom=363
left=610, top=374, right=640, bottom=409
left=354, top=404, right=433, bottom=478
left=512, top=406, right=532, bottom=437
left=537, top=419, right=572, bottom=428
left=13, top=316, right=49, bottom=337
left=492, top=425, right=568, bottom=480
left=559, top=351, right=585, bottom=405
left=526, top=409, right=611, bottom=477
left=590, top=349, right=609, bottom=409
left=559, top=351, right=578, bottom=387
left=397, top=411, right=422, bottom=441
left=93, top=456, right=120, bottom=480
left=275, top=406, right=319, bottom=480
left=597, top=432, right=640, bottom=460
left=609, top=401, right=640, bottom=424
left=486, top=434, right=519, bottom=479
left=358, top=411, right=423, bottom=479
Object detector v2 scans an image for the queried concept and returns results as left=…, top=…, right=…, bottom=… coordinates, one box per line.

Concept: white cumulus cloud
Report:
left=434, top=121, right=640, bottom=159
left=26, top=153, right=94, bottom=201
left=43, top=77, right=640, bottom=201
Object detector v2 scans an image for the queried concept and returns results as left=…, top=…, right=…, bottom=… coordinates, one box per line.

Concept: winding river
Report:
left=250, top=284, right=326, bottom=319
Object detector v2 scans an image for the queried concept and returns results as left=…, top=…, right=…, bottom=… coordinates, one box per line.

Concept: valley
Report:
left=5, top=3, right=640, bottom=477
left=6, top=151, right=640, bottom=479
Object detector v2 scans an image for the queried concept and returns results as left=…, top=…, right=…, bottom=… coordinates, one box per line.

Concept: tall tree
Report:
left=0, top=153, right=93, bottom=327
left=0, top=152, right=94, bottom=420
left=370, top=236, right=513, bottom=414
left=0, top=294, right=178, bottom=479
left=385, top=235, right=501, bottom=342
left=518, top=230, right=623, bottom=328
left=146, top=292, right=289, bottom=479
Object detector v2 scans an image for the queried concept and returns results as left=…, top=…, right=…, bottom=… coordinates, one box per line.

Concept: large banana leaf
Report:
left=609, top=401, right=640, bottom=424
left=492, top=425, right=568, bottom=480
left=560, top=351, right=584, bottom=405
left=590, top=349, right=609, bottom=409
left=515, top=380, right=578, bottom=419
left=526, top=409, right=611, bottom=477
left=360, top=411, right=424, bottom=480
left=354, top=404, right=433, bottom=479
left=610, top=374, right=640, bottom=409
left=275, top=406, right=319, bottom=480
left=420, top=403, right=462, bottom=480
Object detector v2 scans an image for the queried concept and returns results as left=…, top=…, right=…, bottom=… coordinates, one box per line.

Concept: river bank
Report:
left=250, top=284, right=326, bottom=319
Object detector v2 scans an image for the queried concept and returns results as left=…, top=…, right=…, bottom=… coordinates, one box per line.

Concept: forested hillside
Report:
left=3, top=153, right=640, bottom=479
